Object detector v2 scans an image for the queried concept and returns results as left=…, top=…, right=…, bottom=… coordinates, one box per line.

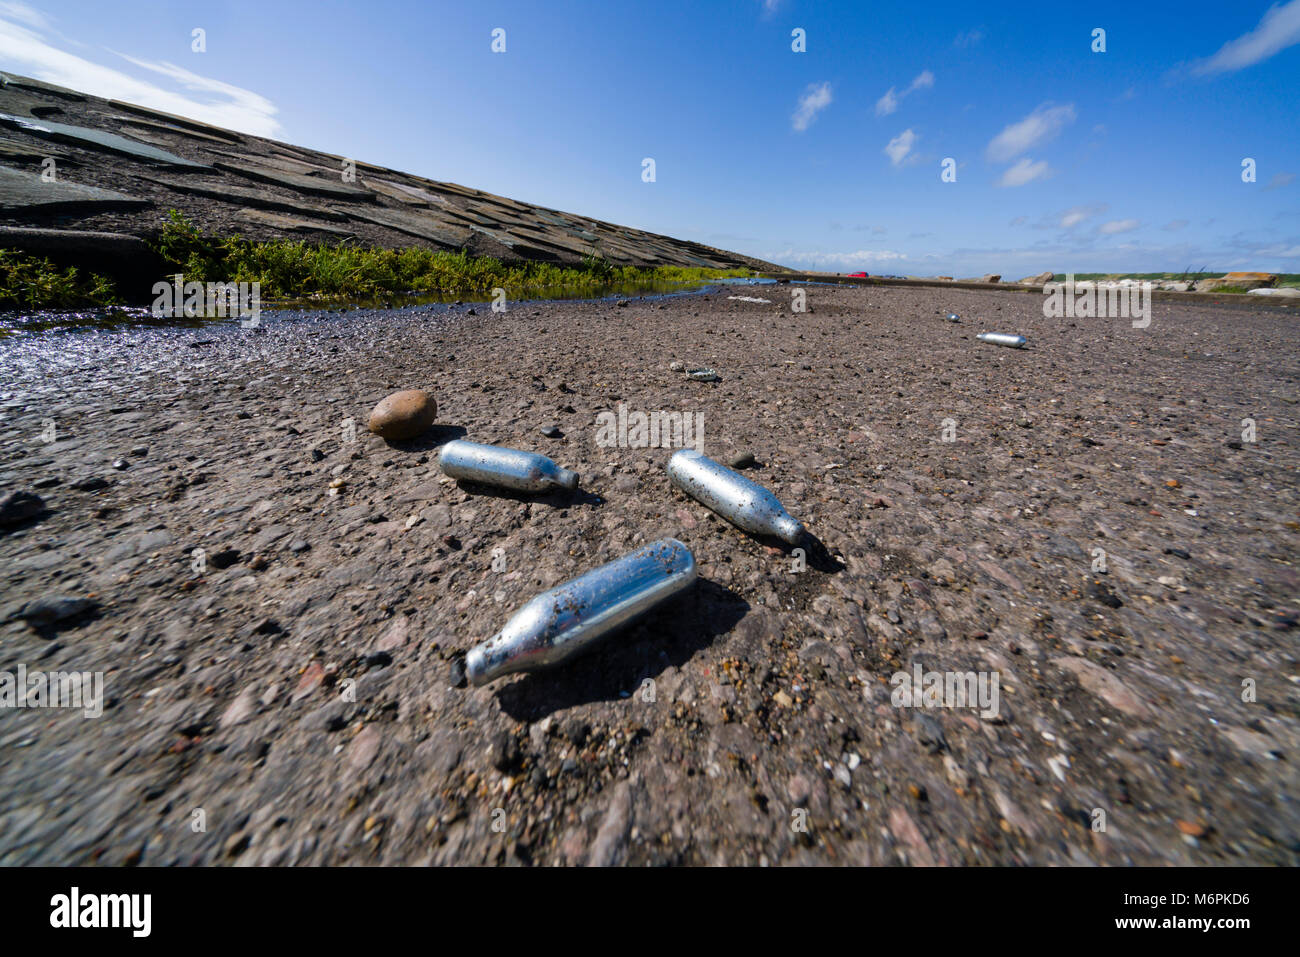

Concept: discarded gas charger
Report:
left=438, top=439, right=578, bottom=492
left=465, top=538, right=697, bottom=685
left=976, top=331, right=1027, bottom=348
left=667, top=449, right=804, bottom=544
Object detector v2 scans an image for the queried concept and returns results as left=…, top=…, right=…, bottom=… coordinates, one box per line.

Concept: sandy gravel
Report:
left=0, top=281, right=1297, bottom=866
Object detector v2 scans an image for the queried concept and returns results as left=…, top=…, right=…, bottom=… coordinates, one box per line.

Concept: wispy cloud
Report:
left=998, top=157, right=1050, bottom=187
left=1266, top=171, right=1296, bottom=189
left=884, top=129, right=916, bottom=166
left=1099, top=219, right=1140, bottom=235
left=768, top=248, right=908, bottom=268
left=0, top=2, right=280, bottom=137
left=875, top=70, right=934, bottom=116
left=792, top=82, right=832, bottom=132
left=986, top=103, right=1076, bottom=162
left=1163, top=219, right=1190, bottom=231
left=1192, top=0, right=1300, bottom=73
left=0, top=0, right=46, bottom=29
left=954, top=29, right=984, bottom=48
left=1057, top=205, right=1103, bottom=228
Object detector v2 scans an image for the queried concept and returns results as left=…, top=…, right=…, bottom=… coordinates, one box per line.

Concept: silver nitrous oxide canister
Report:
left=667, top=449, right=804, bottom=544
left=438, top=439, right=579, bottom=492
left=465, top=538, right=697, bottom=685
left=976, top=331, right=1028, bottom=348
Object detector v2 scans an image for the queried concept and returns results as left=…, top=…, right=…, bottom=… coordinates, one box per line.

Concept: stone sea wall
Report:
left=0, top=72, right=781, bottom=272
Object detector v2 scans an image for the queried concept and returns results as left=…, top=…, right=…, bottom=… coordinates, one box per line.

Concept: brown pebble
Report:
left=368, top=389, right=437, bottom=440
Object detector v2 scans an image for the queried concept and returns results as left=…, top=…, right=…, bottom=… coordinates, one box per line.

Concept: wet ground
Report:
left=0, top=281, right=1297, bottom=865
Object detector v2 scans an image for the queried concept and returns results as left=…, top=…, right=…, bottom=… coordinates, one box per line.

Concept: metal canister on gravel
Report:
left=977, top=331, right=1028, bottom=348
left=667, top=449, right=804, bottom=544
left=465, top=538, right=697, bottom=685
left=438, top=439, right=578, bottom=492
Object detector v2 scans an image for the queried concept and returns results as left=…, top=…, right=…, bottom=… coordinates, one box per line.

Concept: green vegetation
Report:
left=0, top=248, right=122, bottom=309
left=150, top=210, right=749, bottom=301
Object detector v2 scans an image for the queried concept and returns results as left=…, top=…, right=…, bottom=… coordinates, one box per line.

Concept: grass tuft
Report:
left=0, top=249, right=121, bottom=309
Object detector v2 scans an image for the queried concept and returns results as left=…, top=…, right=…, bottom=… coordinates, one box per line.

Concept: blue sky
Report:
left=3, top=0, right=1298, bottom=274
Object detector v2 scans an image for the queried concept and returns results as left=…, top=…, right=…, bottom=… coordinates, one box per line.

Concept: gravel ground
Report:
left=0, top=281, right=1297, bottom=866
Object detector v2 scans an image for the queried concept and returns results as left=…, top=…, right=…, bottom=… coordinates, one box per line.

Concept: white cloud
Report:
left=954, top=29, right=984, bottom=48
left=986, top=103, right=1076, bottom=162
left=884, top=129, right=916, bottom=166
left=1266, top=171, right=1296, bottom=189
left=770, top=248, right=908, bottom=267
left=792, top=82, right=832, bottom=131
left=0, top=7, right=281, bottom=137
left=998, top=157, right=1050, bottom=186
left=1099, top=219, right=1140, bottom=235
left=1193, top=0, right=1300, bottom=73
left=1163, top=219, right=1190, bottom=231
left=0, top=1, right=47, bottom=29
left=1060, top=209, right=1092, bottom=228
left=1253, top=243, right=1300, bottom=257
left=875, top=70, right=933, bottom=116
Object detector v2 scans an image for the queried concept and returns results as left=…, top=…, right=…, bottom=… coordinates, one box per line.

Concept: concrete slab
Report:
left=0, top=72, right=86, bottom=101
left=0, top=113, right=210, bottom=169
left=106, top=100, right=243, bottom=142
left=0, top=165, right=150, bottom=213
left=0, top=137, right=66, bottom=164
left=343, top=207, right=471, bottom=248
left=212, top=160, right=375, bottom=200
left=136, top=174, right=348, bottom=220
left=118, top=119, right=236, bottom=146
left=236, top=209, right=356, bottom=236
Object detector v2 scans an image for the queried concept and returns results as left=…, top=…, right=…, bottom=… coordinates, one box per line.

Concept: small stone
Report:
left=309, top=448, right=325, bottom=462
left=111, top=459, right=129, bottom=470
left=489, top=731, right=520, bottom=771
left=668, top=361, right=685, bottom=372
left=0, top=489, right=48, bottom=528
left=367, top=389, right=437, bottom=440
left=209, top=548, right=241, bottom=569
left=289, top=539, right=311, bottom=554
left=540, top=425, right=562, bottom=438
left=448, top=656, right=467, bottom=688
left=71, top=476, right=109, bottom=492
left=10, top=595, right=99, bottom=627
left=1164, top=547, right=1191, bottom=560
left=686, top=368, right=720, bottom=382
left=773, top=690, right=794, bottom=708
left=293, top=662, right=326, bottom=701
left=729, top=452, right=757, bottom=470
left=129, top=446, right=149, bottom=457
left=1087, top=580, right=1123, bottom=608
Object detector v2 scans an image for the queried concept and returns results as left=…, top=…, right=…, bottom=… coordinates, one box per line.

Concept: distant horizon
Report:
left=3, top=0, right=1297, bottom=275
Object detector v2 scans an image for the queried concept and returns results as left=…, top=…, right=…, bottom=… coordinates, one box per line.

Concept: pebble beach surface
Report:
left=0, top=282, right=1297, bottom=865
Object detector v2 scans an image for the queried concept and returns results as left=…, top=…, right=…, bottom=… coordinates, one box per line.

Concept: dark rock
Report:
left=209, top=548, right=241, bottom=569
left=0, top=489, right=47, bottom=528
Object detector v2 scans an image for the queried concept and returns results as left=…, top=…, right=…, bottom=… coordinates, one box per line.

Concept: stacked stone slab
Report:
left=0, top=72, right=782, bottom=271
